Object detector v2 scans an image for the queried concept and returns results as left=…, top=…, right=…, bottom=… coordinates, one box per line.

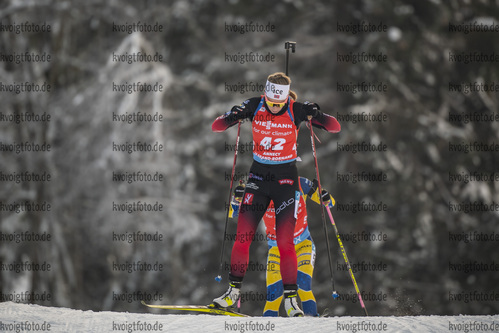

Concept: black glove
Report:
left=307, top=179, right=319, bottom=196
left=321, top=189, right=335, bottom=207
left=303, top=101, right=320, bottom=118
left=228, top=104, right=246, bottom=121
left=321, top=189, right=330, bottom=202
left=234, top=181, right=245, bottom=200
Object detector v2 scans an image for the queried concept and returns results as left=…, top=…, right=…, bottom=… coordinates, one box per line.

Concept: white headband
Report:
left=265, top=80, right=290, bottom=101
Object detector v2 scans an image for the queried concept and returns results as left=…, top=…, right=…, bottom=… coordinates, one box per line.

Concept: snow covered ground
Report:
left=0, top=302, right=498, bottom=333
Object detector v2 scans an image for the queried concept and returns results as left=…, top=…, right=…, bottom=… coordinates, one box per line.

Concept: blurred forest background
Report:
left=0, top=0, right=498, bottom=317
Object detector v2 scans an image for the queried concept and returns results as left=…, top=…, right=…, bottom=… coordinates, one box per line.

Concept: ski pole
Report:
left=308, top=119, right=338, bottom=300
left=284, top=41, right=296, bottom=76
left=215, top=121, right=242, bottom=282
left=325, top=205, right=369, bottom=316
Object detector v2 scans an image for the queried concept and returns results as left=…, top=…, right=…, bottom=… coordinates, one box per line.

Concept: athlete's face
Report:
left=265, top=95, right=288, bottom=114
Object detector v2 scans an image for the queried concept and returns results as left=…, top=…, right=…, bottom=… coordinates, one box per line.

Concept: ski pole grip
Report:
left=284, top=41, right=296, bottom=52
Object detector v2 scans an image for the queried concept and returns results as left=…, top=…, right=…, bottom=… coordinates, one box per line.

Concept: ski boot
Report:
left=213, top=275, right=242, bottom=308
left=284, top=286, right=304, bottom=317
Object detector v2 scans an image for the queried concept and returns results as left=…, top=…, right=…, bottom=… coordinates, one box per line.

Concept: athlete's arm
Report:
left=299, top=177, right=315, bottom=197
left=293, top=102, right=341, bottom=133
left=211, top=97, right=261, bottom=132
left=306, top=178, right=335, bottom=207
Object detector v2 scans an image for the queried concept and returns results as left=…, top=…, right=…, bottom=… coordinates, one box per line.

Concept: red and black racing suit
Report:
left=212, top=95, right=340, bottom=289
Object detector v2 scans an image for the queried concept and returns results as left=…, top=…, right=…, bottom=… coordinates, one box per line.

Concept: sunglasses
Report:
left=265, top=96, right=287, bottom=108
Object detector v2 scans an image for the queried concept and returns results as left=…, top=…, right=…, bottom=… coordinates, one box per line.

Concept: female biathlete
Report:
left=230, top=177, right=335, bottom=316
left=211, top=72, right=340, bottom=317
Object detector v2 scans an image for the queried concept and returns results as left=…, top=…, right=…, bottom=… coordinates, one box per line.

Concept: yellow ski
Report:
left=141, top=301, right=250, bottom=317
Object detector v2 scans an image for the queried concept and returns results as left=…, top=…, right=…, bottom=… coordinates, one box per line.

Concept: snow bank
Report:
left=0, top=302, right=498, bottom=333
